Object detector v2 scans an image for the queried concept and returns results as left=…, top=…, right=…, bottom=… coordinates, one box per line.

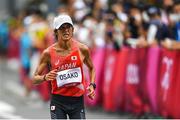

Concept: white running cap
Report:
left=53, top=14, right=73, bottom=30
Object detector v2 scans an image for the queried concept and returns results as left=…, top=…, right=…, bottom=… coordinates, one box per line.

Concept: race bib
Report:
left=56, top=67, right=82, bottom=87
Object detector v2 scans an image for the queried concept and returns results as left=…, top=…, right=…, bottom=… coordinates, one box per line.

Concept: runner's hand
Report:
left=44, top=69, right=58, bottom=81
left=87, top=85, right=95, bottom=100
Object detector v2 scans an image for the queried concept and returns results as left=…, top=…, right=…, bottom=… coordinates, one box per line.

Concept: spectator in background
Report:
left=19, top=20, right=32, bottom=97
left=171, top=3, right=180, bottom=41
left=161, top=2, right=180, bottom=50
left=25, top=8, right=51, bottom=79
left=147, top=7, right=169, bottom=45
left=161, top=38, right=180, bottom=49
left=0, top=20, right=9, bottom=56
left=161, top=0, right=174, bottom=25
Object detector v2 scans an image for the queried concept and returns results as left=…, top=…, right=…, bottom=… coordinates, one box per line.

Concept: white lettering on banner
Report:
left=105, top=56, right=115, bottom=82
left=58, top=62, right=76, bottom=70
left=56, top=67, right=82, bottom=87
left=126, top=64, right=139, bottom=84
left=104, top=56, right=115, bottom=92
left=161, top=57, right=173, bottom=101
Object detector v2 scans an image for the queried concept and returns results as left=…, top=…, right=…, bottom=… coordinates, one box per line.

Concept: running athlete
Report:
left=33, top=14, right=96, bottom=119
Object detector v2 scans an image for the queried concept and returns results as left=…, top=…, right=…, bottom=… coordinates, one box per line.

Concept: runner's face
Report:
left=57, top=23, right=74, bottom=41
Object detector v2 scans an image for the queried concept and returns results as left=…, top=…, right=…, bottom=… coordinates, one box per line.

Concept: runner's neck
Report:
left=58, top=39, right=72, bottom=50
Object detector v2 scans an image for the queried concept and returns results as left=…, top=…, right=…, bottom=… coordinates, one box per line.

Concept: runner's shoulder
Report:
left=42, top=43, right=56, bottom=57
left=76, top=41, right=89, bottom=52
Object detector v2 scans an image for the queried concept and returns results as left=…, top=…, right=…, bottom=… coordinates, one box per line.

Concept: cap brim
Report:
left=55, top=22, right=73, bottom=29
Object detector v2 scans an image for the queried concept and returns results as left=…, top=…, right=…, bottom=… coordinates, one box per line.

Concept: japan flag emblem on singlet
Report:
left=71, top=56, right=77, bottom=60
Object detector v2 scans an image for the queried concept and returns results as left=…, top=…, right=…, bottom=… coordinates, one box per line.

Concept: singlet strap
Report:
left=71, top=40, right=79, bottom=51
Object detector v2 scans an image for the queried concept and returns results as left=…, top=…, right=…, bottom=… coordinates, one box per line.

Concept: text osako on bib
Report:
left=56, top=67, right=82, bottom=87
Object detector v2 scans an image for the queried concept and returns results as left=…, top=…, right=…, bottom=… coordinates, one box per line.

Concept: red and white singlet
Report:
left=49, top=40, right=85, bottom=97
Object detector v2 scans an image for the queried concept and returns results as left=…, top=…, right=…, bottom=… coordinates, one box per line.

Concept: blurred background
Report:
left=0, top=0, right=180, bottom=119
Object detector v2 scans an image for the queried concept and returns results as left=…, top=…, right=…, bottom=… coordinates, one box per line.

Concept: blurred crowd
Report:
left=0, top=0, right=179, bottom=117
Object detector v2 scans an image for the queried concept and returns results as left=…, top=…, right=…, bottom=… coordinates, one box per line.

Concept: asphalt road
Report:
left=0, top=58, right=133, bottom=119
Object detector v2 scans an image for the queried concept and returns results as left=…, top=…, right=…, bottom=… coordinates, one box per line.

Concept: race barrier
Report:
left=110, top=47, right=129, bottom=112
left=102, top=46, right=119, bottom=111
left=124, top=48, right=149, bottom=115
left=173, top=52, right=180, bottom=118
left=157, top=49, right=180, bottom=118
left=84, top=47, right=106, bottom=106
left=84, top=46, right=180, bottom=118
left=146, top=47, right=161, bottom=114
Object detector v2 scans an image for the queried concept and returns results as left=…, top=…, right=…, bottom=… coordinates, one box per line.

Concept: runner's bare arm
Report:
left=32, top=49, right=50, bottom=84
left=80, top=44, right=96, bottom=100
left=33, top=48, right=58, bottom=85
left=81, top=45, right=95, bottom=84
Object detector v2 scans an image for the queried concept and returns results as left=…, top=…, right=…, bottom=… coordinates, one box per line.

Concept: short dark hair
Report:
left=54, top=29, right=58, bottom=41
